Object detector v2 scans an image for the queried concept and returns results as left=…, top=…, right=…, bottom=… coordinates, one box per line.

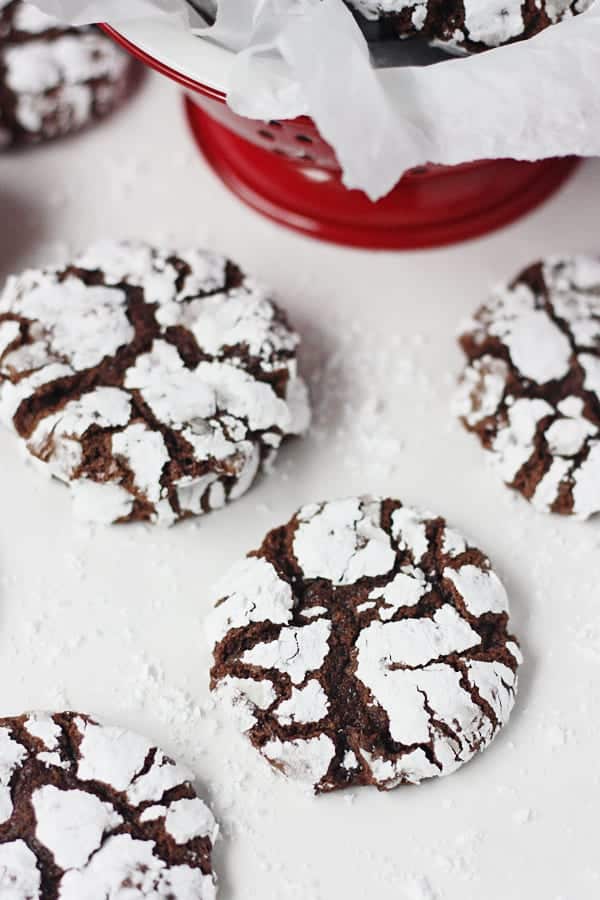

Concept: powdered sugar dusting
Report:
left=0, top=840, right=40, bottom=900
left=59, top=834, right=216, bottom=900
left=242, top=619, right=332, bottom=685
left=293, top=498, right=395, bottom=586
left=165, top=797, right=218, bottom=845
left=2, top=277, right=134, bottom=370
left=32, top=785, right=123, bottom=869
left=0, top=728, right=26, bottom=824
left=262, top=735, right=336, bottom=785
left=207, top=556, right=294, bottom=647
left=444, top=565, right=509, bottom=616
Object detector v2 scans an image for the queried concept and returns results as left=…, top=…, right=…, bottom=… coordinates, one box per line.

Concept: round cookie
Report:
left=0, top=240, right=310, bottom=525
left=207, top=496, right=521, bottom=794
left=455, top=256, right=600, bottom=519
left=0, top=711, right=218, bottom=898
left=348, top=0, right=593, bottom=54
left=0, top=0, right=135, bottom=148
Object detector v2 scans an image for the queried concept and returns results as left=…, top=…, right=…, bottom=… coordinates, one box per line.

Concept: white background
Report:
left=1, top=69, right=600, bottom=900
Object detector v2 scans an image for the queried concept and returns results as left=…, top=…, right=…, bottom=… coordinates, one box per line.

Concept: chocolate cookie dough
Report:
left=0, top=240, right=310, bottom=525
left=455, top=256, right=600, bottom=519
left=0, top=0, right=135, bottom=148
left=207, top=496, right=521, bottom=794
left=0, top=711, right=218, bottom=898
left=349, top=0, right=593, bottom=54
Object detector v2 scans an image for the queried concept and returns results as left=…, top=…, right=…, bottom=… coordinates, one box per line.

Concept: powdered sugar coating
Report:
left=455, top=256, right=600, bottom=519
left=0, top=712, right=218, bottom=899
left=208, top=496, right=520, bottom=793
left=10, top=2, right=59, bottom=33
left=0, top=1, right=134, bottom=147
left=0, top=729, right=25, bottom=824
left=241, top=619, right=332, bottom=684
left=58, top=834, right=216, bottom=900
left=0, top=240, right=310, bottom=525
left=32, top=786, right=123, bottom=870
left=0, top=841, right=40, bottom=899
left=348, top=0, right=594, bottom=53
left=294, top=496, right=396, bottom=585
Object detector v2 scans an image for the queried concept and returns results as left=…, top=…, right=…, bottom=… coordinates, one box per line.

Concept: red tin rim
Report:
left=184, top=95, right=579, bottom=249
left=100, top=23, right=226, bottom=102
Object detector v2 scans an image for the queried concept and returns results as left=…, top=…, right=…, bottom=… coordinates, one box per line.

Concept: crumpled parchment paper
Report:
left=27, top=0, right=600, bottom=199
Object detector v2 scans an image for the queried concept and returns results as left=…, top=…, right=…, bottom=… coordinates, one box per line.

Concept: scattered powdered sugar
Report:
left=398, top=874, right=439, bottom=900
left=513, top=807, right=534, bottom=825
left=3, top=476, right=597, bottom=896
left=572, top=443, right=600, bottom=519
left=304, top=317, right=431, bottom=484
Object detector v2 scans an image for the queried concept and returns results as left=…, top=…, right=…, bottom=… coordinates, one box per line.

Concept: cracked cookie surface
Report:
left=0, top=239, right=310, bottom=525
left=0, top=0, right=135, bottom=148
left=207, top=496, right=521, bottom=794
left=348, top=0, right=593, bottom=54
left=455, top=256, right=600, bottom=519
left=0, top=711, right=218, bottom=899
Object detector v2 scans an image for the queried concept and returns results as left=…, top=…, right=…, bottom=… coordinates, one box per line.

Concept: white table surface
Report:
left=2, top=70, right=600, bottom=900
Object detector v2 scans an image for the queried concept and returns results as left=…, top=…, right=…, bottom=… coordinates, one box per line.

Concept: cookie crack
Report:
left=416, top=688, right=455, bottom=773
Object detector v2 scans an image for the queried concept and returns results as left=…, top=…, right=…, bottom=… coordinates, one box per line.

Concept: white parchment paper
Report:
left=28, top=0, right=600, bottom=199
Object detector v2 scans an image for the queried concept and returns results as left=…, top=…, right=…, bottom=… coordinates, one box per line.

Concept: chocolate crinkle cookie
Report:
left=455, top=256, right=600, bottom=519
left=348, top=0, right=593, bottom=54
left=207, top=496, right=521, bottom=794
left=0, top=0, right=135, bottom=148
left=0, top=240, right=310, bottom=525
left=0, top=711, right=218, bottom=899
